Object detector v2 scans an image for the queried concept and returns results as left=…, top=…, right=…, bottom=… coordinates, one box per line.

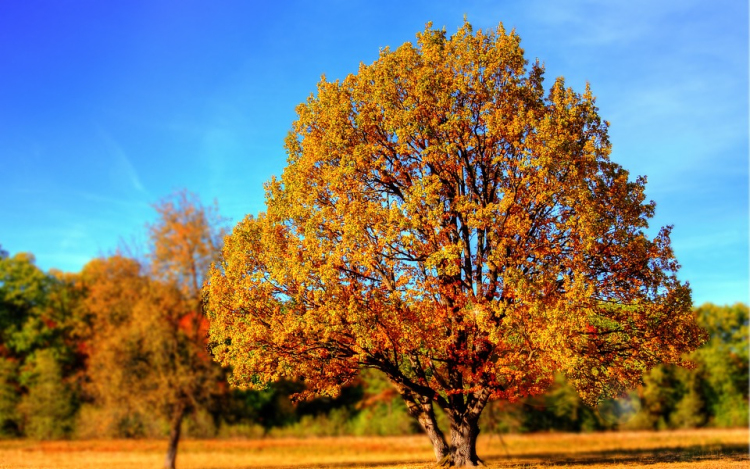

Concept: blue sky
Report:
left=0, top=0, right=747, bottom=305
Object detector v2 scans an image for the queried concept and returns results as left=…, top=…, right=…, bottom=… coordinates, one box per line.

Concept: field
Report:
left=0, top=428, right=746, bottom=469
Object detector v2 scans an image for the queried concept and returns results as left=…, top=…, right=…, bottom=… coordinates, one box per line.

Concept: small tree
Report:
left=694, top=303, right=748, bottom=427
left=205, top=22, right=705, bottom=466
left=82, top=255, right=167, bottom=438
left=83, top=191, right=226, bottom=469
left=0, top=253, right=50, bottom=357
left=18, top=349, right=76, bottom=439
left=147, top=190, right=227, bottom=469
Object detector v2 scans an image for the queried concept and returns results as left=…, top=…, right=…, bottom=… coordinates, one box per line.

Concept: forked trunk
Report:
left=394, top=379, right=490, bottom=467
left=400, top=393, right=486, bottom=467
left=164, top=406, right=186, bottom=469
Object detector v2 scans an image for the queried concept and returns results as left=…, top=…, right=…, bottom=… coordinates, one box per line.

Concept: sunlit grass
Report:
left=0, top=428, right=745, bottom=468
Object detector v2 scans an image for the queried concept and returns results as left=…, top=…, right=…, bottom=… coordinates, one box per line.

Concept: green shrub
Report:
left=18, top=350, right=76, bottom=439
left=0, top=358, right=19, bottom=437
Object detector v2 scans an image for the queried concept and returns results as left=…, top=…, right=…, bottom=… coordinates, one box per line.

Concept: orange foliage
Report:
left=204, top=22, right=706, bottom=466
left=80, top=192, right=226, bottom=468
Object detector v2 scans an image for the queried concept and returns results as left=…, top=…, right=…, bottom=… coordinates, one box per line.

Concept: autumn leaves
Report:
left=204, top=22, right=704, bottom=466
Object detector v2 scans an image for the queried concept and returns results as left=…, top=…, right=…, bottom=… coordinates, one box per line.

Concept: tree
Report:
left=81, top=255, right=164, bottom=438
left=0, top=252, right=85, bottom=438
left=0, top=252, right=50, bottom=358
left=0, top=358, right=19, bottom=437
left=147, top=190, right=227, bottom=469
left=619, top=303, right=747, bottom=430
left=83, top=191, right=226, bottom=469
left=204, top=22, right=706, bottom=466
left=693, top=303, right=748, bottom=427
left=624, top=364, right=681, bottom=430
left=148, top=190, right=226, bottom=305
left=18, top=349, right=76, bottom=439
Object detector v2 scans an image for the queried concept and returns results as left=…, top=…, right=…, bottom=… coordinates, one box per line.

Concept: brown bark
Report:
left=442, top=388, right=491, bottom=467
left=444, top=415, right=483, bottom=467
left=401, top=393, right=450, bottom=462
left=440, top=389, right=491, bottom=467
left=164, top=406, right=186, bottom=469
left=390, top=369, right=491, bottom=466
left=398, top=391, right=491, bottom=466
left=416, top=402, right=451, bottom=462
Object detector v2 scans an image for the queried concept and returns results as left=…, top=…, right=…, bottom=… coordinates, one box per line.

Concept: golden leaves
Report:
left=205, top=21, right=704, bottom=407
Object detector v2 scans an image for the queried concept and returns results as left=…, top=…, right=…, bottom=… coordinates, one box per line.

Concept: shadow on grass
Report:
left=206, top=443, right=749, bottom=469
left=483, top=443, right=749, bottom=466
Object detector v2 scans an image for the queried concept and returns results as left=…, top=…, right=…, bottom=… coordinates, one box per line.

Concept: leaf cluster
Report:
left=205, top=22, right=706, bottom=416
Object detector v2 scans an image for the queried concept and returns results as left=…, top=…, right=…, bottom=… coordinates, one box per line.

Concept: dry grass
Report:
left=0, top=428, right=746, bottom=468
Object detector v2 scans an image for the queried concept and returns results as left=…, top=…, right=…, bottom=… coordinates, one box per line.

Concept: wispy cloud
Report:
left=522, top=0, right=704, bottom=47
left=73, top=189, right=148, bottom=210
left=673, top=229, right=745, bottom=253
left=97, top=127, right=148, bottom=195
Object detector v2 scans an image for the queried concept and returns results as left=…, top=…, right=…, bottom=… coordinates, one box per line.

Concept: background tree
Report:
left=623, top=303, right=748, bottom=430
left=148, top=189, right=226, bottom=306
left=623, top=364, right=681, bottom=430
left=0, top=253, right=50, bottom=359
left=692, top=303, right=748, bottom=427
left=80, top=255, right=160, bottom=437
left=18, top=348, right=76, bottom=439
left=487, top=372, right=620, bottom=433
left=206, top=22, right=706, bottom=466
left=0, top=252, right=84, bottom=438
left=82, top=191, right=226, bottom=469
left=147, top=190, right=227, bottom=469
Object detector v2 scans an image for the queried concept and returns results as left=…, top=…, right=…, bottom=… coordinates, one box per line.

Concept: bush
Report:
left=268, top=407, right=354, bottom=437
left=216, top=422, right=266, bottom=439
left=183, top=407, right=217, bottom=438
left=18, top=350, right=76, bottom=439
left=0, top=358, right=19, bottom=437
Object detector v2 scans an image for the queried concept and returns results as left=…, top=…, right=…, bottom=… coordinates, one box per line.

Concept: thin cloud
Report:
left=673, top=229, right=746, bottom=253
left=97, top=126, right=148, bottom=195
left=523, top=0, right=703, bottom=47
left=73, top=189, right=148, bottom=210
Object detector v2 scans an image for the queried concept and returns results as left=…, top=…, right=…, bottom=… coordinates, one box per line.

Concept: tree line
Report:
left=0, top=193, right=745, bottom=450
left=4, top=21, right=746, bottom=469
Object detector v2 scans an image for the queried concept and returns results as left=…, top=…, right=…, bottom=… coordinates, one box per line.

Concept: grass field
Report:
left=0, top=428, right=746, bottom=468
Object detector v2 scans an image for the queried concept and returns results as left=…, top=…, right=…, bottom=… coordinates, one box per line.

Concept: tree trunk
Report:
left=164, top=406, right=186, bottom=469
left=445, top=414, right=483, bottom=467
left=393, top=379, right=490, bottom=466
left=417, top=403, right=451, bottom=462
left=401, top=394, right=450, bottom=462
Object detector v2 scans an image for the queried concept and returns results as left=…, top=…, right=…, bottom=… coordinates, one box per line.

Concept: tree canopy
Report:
left=83, top=191, right=226, bottom=469
left=205, top=22, right=705, bottom=466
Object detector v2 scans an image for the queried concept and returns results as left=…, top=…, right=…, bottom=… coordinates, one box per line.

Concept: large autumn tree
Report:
left=205, top=23, right=705, bottom=466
